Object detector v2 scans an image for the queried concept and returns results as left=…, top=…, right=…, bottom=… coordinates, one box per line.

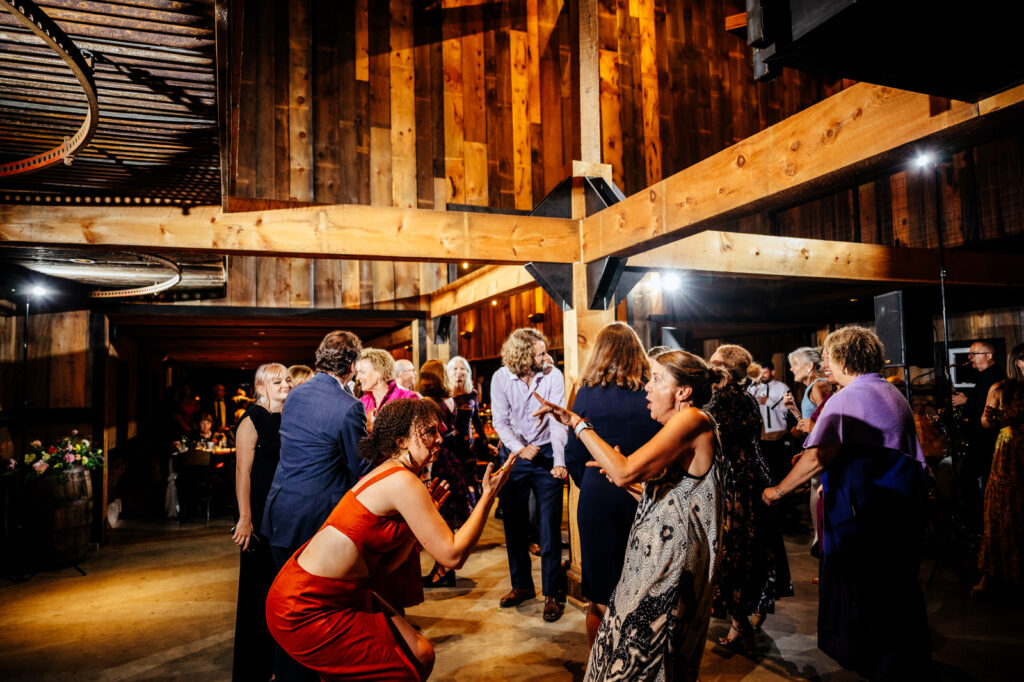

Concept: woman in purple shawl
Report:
left=762, top=326, right=934, bottom=681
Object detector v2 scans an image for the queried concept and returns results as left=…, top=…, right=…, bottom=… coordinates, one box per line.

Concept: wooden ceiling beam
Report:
left=0, top=203, right=580, bottom=265
left=363, top=325, right=413, bottom=350
left=429, top=264, right=538, bottom=318
left=629, top=230, right=1024, bottom=286
left=584, top=82, right=1024, bottom=261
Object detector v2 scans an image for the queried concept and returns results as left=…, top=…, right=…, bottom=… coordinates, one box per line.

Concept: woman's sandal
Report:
left=422, top=563, right=456, bottom=588
left=749, top=613, right=766, bottom=631
left=717, top=624, right=755, bottom=652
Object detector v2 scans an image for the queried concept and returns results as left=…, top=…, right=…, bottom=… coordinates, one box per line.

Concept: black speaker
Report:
left=874, top=290, right=933, bottom=367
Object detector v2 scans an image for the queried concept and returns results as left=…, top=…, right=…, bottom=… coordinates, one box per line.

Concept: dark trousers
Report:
left=269, top=544, right=318, bottom=682
left=501, top=444, right=565, bottom=597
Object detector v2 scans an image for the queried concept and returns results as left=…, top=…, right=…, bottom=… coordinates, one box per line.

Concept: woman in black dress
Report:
left=706, top=344, right=792, bottom=650
left=565, top=322, right=662, bottom=647
left=230, top=362, right=291, bottom=681
left=447, top=355, right=493, bottom=494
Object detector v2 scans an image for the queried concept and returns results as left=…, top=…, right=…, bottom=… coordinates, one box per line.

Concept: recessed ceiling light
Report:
left=69, top=258, right=95, bottom=264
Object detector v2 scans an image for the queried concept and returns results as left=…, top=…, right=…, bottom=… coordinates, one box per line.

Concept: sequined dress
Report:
left=585, top=411, right=723, bottom=682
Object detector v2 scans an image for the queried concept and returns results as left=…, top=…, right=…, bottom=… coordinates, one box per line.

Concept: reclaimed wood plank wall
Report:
left=457, top=287, right=565, bottom=360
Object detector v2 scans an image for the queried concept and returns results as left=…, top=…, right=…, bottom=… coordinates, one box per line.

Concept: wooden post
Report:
left=561, top=161, right=615, bottom=605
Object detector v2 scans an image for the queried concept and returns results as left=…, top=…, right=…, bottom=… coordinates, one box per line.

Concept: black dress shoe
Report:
left=543, top=596, right=564, bottom=622
left=499, top=587, right=536, bottom=608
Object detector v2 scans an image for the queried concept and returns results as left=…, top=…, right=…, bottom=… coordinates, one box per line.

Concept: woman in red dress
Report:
left=265, top=399, right=516, bottom=681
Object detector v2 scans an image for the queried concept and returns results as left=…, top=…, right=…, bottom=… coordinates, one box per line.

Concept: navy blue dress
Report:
left=566, top=384, right=663, bottom=604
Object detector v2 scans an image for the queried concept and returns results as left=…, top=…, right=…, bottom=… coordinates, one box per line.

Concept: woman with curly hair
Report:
left=266, top=399, right=515, bottom=681
left=763, top=326, right=933, bottom=680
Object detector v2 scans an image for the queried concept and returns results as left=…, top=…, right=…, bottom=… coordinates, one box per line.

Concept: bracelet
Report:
left=774, top=486, right=785, bottom=500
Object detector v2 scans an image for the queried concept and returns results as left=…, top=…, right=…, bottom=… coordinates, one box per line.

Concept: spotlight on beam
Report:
left=661, top=272, right=682, bottom=292
left=30, top=285, right=49, bottom=297
left=914, top=152, right=934, bottom=169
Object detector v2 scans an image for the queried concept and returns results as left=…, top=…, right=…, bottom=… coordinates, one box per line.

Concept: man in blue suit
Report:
left=262, top=330, right=370, bottom=570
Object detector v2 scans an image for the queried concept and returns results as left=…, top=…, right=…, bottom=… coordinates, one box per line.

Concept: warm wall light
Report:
left=462, top=262, right=469, bottom=269
left=460, top=330, right=473, bottom=340
left=528, top=312, right=545, bottom=323
left=490, top=299, right=498, bottom=306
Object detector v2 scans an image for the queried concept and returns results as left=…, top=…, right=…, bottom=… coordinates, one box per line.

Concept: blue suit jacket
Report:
left=261, top=372, right=370, bottom=550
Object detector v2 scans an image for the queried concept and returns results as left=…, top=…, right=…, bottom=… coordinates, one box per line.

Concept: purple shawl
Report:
left=804, top=373, right=927, bottom=469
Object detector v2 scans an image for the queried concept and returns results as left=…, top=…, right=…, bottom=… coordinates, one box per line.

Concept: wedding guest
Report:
left=763, top=326, right=934, bottom=680
left=706, top=345, right=791, bottom=648
left=288, top=364, right=314, bottom=387
left=490, top=328, right=568, bottom=622
left=564, top=322, right=661, bottom=647
left=534, top=349, right=724, bottom=681
left=231, top=363, right=291, bottom=682
left=973, top=343, right=1024, bottom=598
left=395, top=358, right=418, bottom=393
left=266, top=399, right=515, bottom=681
left=446, top=355, right=492, bottom=492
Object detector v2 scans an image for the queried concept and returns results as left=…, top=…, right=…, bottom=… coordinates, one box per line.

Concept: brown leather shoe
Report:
left=528, top=542, right=542, bottom=556
left=499, top=588, right=536, bottom=608
left=543, top=596, right=564, bottom=622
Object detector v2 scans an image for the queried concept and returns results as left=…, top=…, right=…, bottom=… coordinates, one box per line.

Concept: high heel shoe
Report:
left=422, top=564, right=456, bottom=588
left=717, top=624, right=755, bottom=652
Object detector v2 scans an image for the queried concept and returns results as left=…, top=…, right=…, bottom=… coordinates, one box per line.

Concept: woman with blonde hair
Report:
left=565, top=322, right=662, bottom=647
left=287, top=364, right=313, bottom=387
left=706, top=344, right=791, bottom=649
left=231, top=362, right=291, bottom=681
left=356, top=349, right=419, bottom=428
left=446, top=355, right=492, bottom=490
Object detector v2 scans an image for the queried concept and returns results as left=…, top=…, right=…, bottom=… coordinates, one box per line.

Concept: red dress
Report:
left=265, top=467, right=422, bottom=681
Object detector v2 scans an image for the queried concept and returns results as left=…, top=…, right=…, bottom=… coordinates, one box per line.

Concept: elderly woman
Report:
left=763, top=326, right=933, bottom=680
left=357, top=349, right=420, bottom=428
left=266, top=399, right=515, bottom=681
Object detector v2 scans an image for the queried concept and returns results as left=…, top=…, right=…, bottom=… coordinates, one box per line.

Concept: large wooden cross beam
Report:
left=583, top=82, right=1024, bottom=261
left=630, top=230, right=1024, bottom=286
left=0, top=203, right=580, bottom=265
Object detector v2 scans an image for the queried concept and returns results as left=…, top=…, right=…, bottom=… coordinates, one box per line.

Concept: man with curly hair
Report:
left=490, top=327, right=568, bottom=622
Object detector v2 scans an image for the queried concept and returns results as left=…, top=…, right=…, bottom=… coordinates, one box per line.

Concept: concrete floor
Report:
left=0, top=511, right=1020, bottom=681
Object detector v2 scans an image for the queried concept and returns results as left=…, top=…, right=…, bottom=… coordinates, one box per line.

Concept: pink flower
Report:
left=32, top=461, right=48, bottom=473
left=70, top=429, right=79, bottom=436
left=6, top=459, right=15, bottom=470
left=65, top=454, right=76, bottom=463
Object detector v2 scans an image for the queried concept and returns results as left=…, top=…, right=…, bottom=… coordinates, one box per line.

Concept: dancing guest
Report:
left=266, top=399, right=516, bottom=681
left=395, top=358, right=419, bottom=393
left=784, top=346, right=832, bottom=554
left=418, top=361, right=474, bottom=588
left=231, top=363, right=291, bottom=682
left=288, top=364, right=313, bottom=387
left=973, top=342, right=1024, bottom=597
left=534, top=349, right=723, bottom=681
left=356, top=349, right=419, bottom=429
left=491, top=328, right=568, bottom=622
left=763, top=326, right=933, bottom=680
left=706, top=345, right=791, bottom=648
left=447, top=355, right=492, bottom=492
left=748, top=360, right=793, bottom=482
left=564, top=322, right=661, bottom=647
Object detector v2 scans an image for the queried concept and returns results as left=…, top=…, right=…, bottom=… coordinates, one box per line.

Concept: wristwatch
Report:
left=574, top=419, right=593, bottom=438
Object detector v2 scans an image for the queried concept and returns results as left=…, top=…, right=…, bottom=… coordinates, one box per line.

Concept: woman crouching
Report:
left=265, top=399, right=515, bottom=680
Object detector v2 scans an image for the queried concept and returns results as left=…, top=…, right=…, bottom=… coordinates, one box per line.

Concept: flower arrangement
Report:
left=3, top=430, right=104, bottom=481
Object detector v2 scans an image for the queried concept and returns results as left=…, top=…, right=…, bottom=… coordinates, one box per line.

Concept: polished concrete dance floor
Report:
left=0, top=512, right=1019, bottom=681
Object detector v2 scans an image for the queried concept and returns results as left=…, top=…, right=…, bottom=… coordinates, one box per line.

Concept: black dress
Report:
left=232, top=404, right=281, bottom=682
left=566, top=384, right=663, bottom=605
left=705, top=382, right=793, bottom=618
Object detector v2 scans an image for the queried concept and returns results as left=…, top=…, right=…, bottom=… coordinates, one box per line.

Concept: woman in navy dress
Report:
left=565, top=322, right=662, bottom=647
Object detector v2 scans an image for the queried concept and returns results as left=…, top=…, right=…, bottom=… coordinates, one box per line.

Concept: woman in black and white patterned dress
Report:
left=534, top=349, right=724, bottom=682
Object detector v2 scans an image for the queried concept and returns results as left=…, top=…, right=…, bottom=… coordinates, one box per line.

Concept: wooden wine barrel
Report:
left=36, top=466, right=94, bottom=567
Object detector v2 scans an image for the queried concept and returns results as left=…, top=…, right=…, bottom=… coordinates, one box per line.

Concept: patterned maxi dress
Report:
left=978, top=388, right=1024, bottom=582
left=585, top=411, right=724, bottom=682
left=705, top=382, right=793, bottom=618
